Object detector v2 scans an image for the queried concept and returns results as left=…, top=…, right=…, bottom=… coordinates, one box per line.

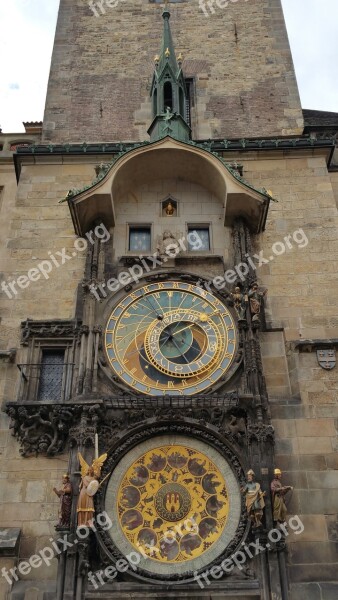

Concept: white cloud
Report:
left=282, top=0, right=338, bottom=111
left=0, top=0, right=337, bottom=133
left=0, top=0, right=59, bottom=132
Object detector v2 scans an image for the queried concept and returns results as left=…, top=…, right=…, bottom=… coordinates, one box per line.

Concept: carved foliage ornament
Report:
left=6, top=399, right=273, bottom=457
left=21, top=319, right=80, bottom=344
left=5, top=403, right=104, bottom=457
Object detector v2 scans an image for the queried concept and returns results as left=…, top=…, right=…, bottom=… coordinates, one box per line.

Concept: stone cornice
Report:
left=290, top=339, right=338, bottom=352
left=13, top=136, right=335, bottom=181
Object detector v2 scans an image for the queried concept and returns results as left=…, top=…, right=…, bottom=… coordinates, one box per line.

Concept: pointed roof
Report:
left=157, top=8, right=179, bottom=76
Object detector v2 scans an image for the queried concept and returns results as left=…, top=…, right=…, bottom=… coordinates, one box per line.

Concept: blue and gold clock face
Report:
left=105, top=281, right=237, bottom=396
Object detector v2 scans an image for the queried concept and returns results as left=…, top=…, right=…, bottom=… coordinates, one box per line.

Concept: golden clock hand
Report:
left=163, top=324, right=204, bottom=359
left=141, top=294, right=164, bottom=321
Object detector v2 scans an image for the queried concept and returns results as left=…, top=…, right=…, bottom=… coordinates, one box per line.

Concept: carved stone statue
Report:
left=230, top=287, right=248, bottom=322
left=157, top=231, right=181, bottom=260
left=53, top=474, right=73, bottom=529
left=241, top=469, right=266, bottom=528
left=271, top=468, right=293, bottom=525
left=227, top=414, right=247, bottom=439
left=248, top=283, right=267, bottom=323
left=77, top=453, right=107, bottom=527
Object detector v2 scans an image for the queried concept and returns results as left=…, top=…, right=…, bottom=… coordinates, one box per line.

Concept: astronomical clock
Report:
left=104, top=281, right=238, bottom=396
left=95, top=278, right=246, bottom=584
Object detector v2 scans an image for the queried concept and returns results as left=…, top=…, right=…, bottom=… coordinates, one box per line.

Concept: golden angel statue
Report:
left=77, top=452, right=107, bottom=527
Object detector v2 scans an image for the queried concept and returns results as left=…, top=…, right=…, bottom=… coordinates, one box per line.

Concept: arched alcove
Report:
left=66, top=137, right=270, bottom=237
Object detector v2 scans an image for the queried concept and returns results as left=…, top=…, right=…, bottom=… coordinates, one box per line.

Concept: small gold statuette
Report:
left=271, top=468, right=293, bottom=525
left=165, top=201, right=175, bottom=216
left=77, top=452, right=107, bottom=527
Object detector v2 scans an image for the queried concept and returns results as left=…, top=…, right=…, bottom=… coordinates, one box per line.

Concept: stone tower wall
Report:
left=42, top=0, right=304, bottom=142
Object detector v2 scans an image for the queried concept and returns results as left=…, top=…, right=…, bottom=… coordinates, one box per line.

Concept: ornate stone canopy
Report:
left=66, top=136, right=272, bottom=236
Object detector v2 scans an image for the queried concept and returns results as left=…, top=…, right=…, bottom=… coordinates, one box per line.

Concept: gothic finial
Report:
left=157, top=5, right=178, bottom=73
left=148, top=3, right=191, bottom=142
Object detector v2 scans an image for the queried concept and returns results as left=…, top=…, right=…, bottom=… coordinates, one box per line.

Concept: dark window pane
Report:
left=129, top=228, right=151, bottom=252
left=163, top=82, right=173, bottom=111
left=38, top=350, right=65, bottom=401
left=188, top=228, right=210, bottom=251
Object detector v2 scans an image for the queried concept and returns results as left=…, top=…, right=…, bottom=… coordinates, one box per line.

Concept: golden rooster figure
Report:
left=77, top=452, right=107, bottom=527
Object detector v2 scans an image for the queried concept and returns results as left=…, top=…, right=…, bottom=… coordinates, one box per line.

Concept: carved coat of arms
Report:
left=317, top=349, right=336, bottom=370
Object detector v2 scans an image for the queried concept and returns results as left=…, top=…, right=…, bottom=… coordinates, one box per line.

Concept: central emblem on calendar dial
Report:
left=104, top=281, right=237, bottom=396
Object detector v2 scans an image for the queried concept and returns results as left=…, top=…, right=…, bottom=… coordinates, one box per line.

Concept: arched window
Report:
left=179, top=87, right=184, bottom=118
left=163, top=82, right=173, bottom=111
left=153, top=88, right=158, bottom=117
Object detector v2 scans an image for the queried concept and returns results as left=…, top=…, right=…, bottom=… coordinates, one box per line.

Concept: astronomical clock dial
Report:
left=104, top=436, right=242, bottom=577
left=117, top=445, right=229, bottom=563
left=104, top=281, right=238, bottom=396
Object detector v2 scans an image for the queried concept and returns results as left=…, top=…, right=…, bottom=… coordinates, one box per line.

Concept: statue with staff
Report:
left=271, top=468, right=293, bottom=526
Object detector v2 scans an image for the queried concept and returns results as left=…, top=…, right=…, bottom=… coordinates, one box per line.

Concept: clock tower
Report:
left=1, top=2, right=338, bottom=600
left=39, top=7, right=283, bottom=597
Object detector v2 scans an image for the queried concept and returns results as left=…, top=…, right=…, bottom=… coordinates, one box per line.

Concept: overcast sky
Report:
left=0, top=0, right=337, bottom=133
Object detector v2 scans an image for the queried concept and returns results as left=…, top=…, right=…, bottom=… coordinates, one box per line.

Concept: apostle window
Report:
left=129, top=226, right=152, bottom=252
left=188, top=226, right=210, bottom=251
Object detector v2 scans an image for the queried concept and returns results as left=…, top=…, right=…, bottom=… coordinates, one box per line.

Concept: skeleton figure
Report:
left=230, top=287, right=248, bottom=321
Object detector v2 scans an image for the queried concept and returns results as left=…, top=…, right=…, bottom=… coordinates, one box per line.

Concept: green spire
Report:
left=158, top=9, right=179, bottom=76
left=148, top=7, right=190, bottom=142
